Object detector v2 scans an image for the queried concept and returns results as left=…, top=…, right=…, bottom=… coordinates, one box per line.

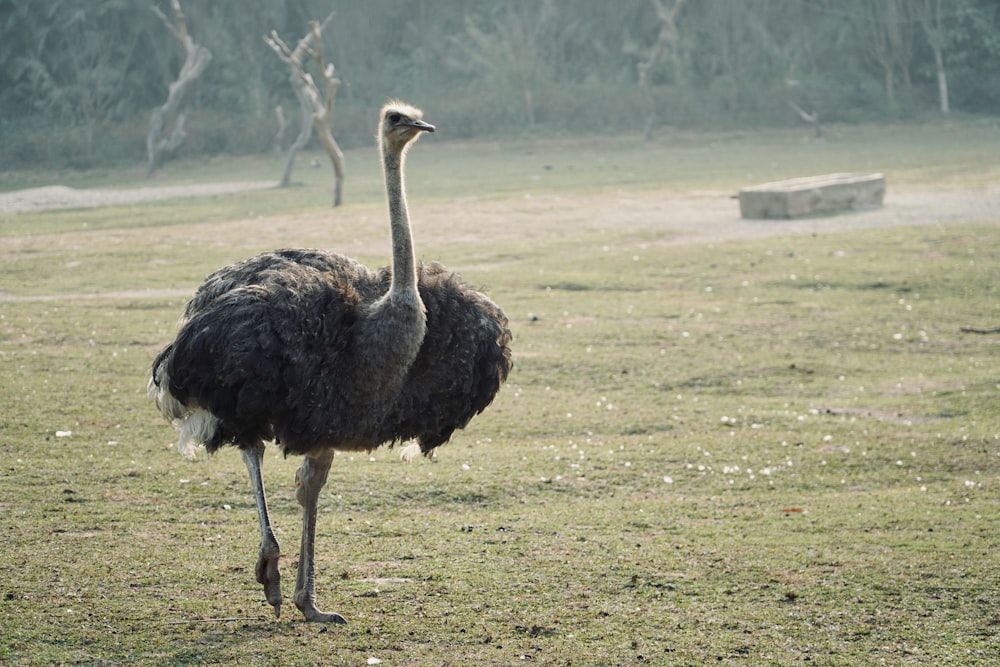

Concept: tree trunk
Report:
left=272, top=105, right=289, bottom=154
left=307, top=68, right=345, bottom=207
left=917, top=0, right=950, bottom=115
left=314, top=119, right=345, bottom=207
left=265, top=13, right=344, bottom=205
left=638, top=0, right=686, bottom=142
left=280, top=89, right=313, bottom=188
left=637, top=34, right=665, bottom=142
left=934, top=48, right=949, bottom=115
left=884, top=66, right=896, bottom=110
left=790, top=101, right=823, bottom=139
left=146, top=0, right=211, bottom=178
left=307, top=25, right=345, bottom=207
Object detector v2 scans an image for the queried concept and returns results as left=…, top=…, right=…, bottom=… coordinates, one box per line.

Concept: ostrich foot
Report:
left=294, top=596, right=347, bottom=624
left=254, top=537, right=282, bottom=618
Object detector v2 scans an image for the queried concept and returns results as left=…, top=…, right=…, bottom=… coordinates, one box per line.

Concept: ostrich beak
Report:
left=407, top=119, right=435, bottom=133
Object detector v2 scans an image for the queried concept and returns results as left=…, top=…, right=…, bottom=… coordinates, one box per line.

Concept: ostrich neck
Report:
left=382, top=145, right=417, bottom=294
left=351, top=140, right=427, bottom=399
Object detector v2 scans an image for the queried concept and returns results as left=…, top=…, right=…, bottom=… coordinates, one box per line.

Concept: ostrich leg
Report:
left=292, top=449, right=346, bottom=623
left=242, top=444, right=283, bottom=618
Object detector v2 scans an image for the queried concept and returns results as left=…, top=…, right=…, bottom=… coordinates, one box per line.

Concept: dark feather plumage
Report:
left=151, top=248, right=512, bottom=457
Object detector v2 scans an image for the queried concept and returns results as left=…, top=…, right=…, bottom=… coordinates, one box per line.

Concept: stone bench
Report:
left=738, top=172, right=885, bottom=219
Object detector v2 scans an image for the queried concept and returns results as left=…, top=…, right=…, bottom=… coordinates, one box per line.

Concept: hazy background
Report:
left=1, top=0, right=998, bottom=171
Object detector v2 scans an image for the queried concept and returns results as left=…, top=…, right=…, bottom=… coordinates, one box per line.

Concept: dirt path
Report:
left=395, top=184, right=1000, bottom=253
left=3, top=180, right=997, bottom=241
left=1, top=181, right=997, bottom=303
left=0, top=181, right=276, bottom=213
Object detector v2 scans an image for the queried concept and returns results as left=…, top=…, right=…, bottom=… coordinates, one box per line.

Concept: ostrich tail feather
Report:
left=148, top=363, right=217, bottom=459
left=177, top=409, right=219, bottom=460
left=399, top=441, right=422, bottom=463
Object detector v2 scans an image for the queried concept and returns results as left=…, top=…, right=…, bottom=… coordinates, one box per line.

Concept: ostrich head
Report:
left=379, top=100, right=435, bottom=154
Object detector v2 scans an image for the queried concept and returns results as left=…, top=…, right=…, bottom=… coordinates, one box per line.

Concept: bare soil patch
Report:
left=353, top=184, right=1000, bottom=252
left=3, top=180, right=997, bottom=244
left=0, top=181, right=276, bottom=213
left=175, top=183, right=1000, bottom=251
left=0, top=181, right=997, bottom=303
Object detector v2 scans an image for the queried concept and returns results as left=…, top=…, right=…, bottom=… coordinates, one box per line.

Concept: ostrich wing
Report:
left=392, top=262, right=513, bottom=454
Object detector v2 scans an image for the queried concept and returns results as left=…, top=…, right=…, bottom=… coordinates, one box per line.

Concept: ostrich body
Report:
left=149, top=101, right=512, bottom=623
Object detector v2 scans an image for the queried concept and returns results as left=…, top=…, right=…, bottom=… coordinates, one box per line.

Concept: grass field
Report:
left=1, top=121, right=999, bottom=665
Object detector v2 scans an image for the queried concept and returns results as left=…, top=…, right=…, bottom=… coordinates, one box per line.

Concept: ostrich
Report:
left=149, top=100, right=512, bottom=623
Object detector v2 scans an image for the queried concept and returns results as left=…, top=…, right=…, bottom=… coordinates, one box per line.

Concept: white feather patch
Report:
left=177, top=409, right=218, bottom=460
left=399, top=441, right=422, bottom=463
left=149, top=371, right=217, bottom=459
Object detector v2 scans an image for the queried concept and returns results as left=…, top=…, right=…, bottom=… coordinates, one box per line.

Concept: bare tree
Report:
left=146, top=0, right=211, bottom=177
left=265, top=13, right=345, bottom=207
left=915, top=0, right=950, bottom=115
left=637, top=0, right=686, bottom=141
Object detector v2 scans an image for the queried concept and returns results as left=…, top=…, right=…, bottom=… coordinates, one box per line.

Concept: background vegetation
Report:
left=1, top=0, right=999, bottom=171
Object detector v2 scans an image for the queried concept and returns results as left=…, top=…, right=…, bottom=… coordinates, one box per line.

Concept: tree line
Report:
left=1, top=0, right=998, bottom=170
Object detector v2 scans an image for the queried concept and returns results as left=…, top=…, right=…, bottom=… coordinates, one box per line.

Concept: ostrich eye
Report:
left=388, top=113, right=401, bottom=123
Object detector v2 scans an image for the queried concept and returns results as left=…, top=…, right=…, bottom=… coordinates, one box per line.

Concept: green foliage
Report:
left=945, top=0, right=1000, bottom=111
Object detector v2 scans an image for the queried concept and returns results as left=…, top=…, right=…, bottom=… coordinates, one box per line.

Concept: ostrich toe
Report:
left=295, top=599, right=347, bottom=624
left=255, top=541, right=282, bottom=617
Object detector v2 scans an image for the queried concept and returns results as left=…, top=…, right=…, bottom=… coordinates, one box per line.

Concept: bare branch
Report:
left=263, top=30, right=295, bottom=63
left=790, top=100, right=823, bottom=139
left=151, top=2, right=182, bottom=42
